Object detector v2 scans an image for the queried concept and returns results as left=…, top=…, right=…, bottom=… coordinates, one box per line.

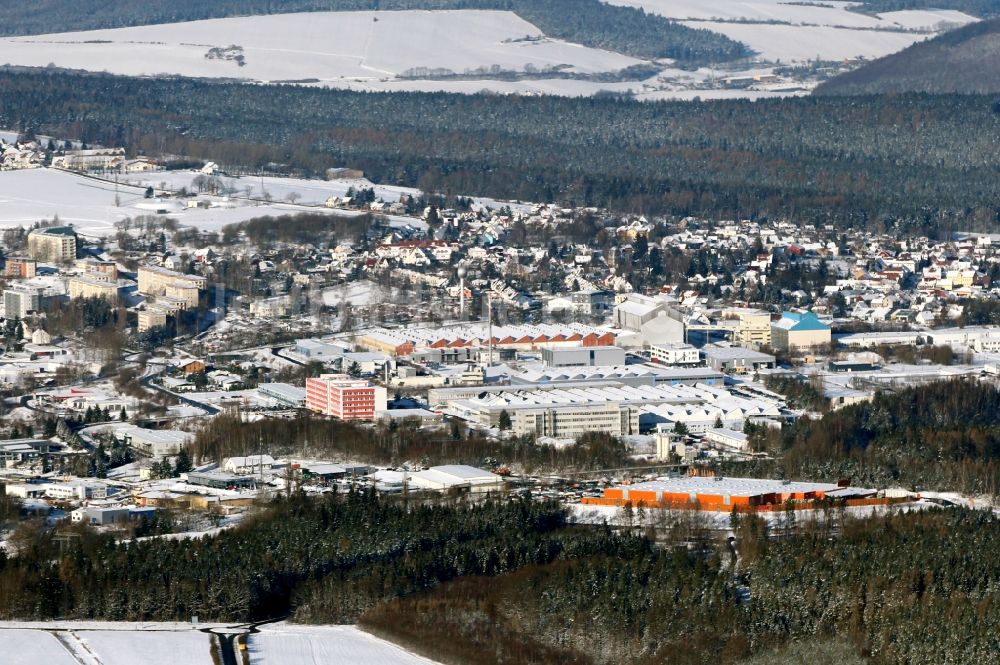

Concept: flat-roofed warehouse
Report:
left=509, top=364, right=724, bottom=387
left=584, top=476, right=876, bottom=512
left=441, top=381, right=782, bottom=437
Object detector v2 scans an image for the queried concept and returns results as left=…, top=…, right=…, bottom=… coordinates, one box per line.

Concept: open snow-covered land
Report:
left=248, top=624, right=442, bottom=665
left=682, top=21, right=928, bottom=62
left=606, top=0, right=976, bottom=30
left=607, top=0, right=976, bottom=62
left=0, top=168, right=432, bottom=236
left=0, top=11, right=640, bottom=85
left=4, top=628, right=79, bottom=665
left=0, top=623, right=216, bottom=665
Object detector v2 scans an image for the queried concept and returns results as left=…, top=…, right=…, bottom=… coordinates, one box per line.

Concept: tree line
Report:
left=3, top=69, right=1000, bottom=232
left=740, top=379, right=1000, bottom=495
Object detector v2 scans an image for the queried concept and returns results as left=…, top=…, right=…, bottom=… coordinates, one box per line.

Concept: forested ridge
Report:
left=0, top=0, right=748, bottom=66
left=815, top=18, right=1000, bottom=95
left=3, top=69, right=1000, bottom=232
left=3, top=488, right=1000, bottom=665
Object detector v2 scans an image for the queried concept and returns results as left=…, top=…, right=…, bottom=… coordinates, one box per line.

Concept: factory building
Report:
left=542, top=346, right=625, bottom=367
left=701, top=344, right=776, bottom=374
left=509, top=364, right=724, bottom=387
left=356, top=322, right=615, bottom=357
left=583, top=476, right=880, bottom=512
left=441, top=380, right=781, bottom=437
left=649, top=343, right=700, bottom=366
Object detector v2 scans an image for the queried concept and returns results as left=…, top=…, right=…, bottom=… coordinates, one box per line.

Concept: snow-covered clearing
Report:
left=0, top=624, right=220, bottom=665
left=321, top=280, right=395, bottom=307
left=0, top=11, right=642, bottom=85
left=683, top=21, right=929, bottom=61
left=608, top=0, right=885, bottom=27
left=875, top=9, right=979, bottom=30
left=0, top=168, right=428, bottom=236
left=2, top=629, right=79, bottom=665
left=77, top=628, right=215, bottom=665
left=248, top=624, right=442, bottom=665
left=608, top=0, right=976, bottom=30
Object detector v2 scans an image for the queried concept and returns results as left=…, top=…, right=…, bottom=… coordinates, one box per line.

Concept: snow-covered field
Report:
left=606, top=0, right=976, bottom=63
left=607, top=0, right=976, bottom=31
left=875, top=9, right=979, bottom=30
left=682, top=21, right=929, bottom=62
left=609, top=0, right=883, bottom=27
left=3, top=629, right=79, bottom=665
left=0, top=624, right=217, bottom=665
left=322, top=280, right=395, bottom=307
left=0, top=11, right=641, bottom=85
left=0, top=168, right=431, bottom=236
left=78, top=630, right=215, bottom=665
left=248, top=624, right=442, bottom=665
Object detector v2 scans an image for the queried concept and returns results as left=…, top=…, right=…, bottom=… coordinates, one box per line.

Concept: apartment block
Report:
left=138, top=265, right=207, bottom=309
left=3, top=256, right=36, bottom=279
left=3, top=287, right=42, bottom=319
left=305, top=374, right=387, bottom=421
left=27, top=227, right=77, bottom=263
left=137, top=308, right=169, bottom=332
left=69, top=275, right=119, bottom=302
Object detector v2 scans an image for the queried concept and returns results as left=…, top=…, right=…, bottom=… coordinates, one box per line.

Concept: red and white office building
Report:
left=305, top=374, right=387, bottom=421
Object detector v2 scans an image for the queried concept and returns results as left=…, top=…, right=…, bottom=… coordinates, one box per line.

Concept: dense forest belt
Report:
left=4, top=69, right=1000, bottom=231
left=738, top=379, right=1000, bottom=495
left=0, top=0, right=748, bottom=66
left=361, top=507, right=1000, bottom=665
left=5, top=489, right=998, bottom=665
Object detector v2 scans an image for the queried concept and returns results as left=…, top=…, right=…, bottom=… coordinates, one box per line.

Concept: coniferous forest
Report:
left=2, top=490, right=999, bottom=665
left=3, top=69, right=1000, bottom=232
left=738, top=380, right=1000, bottom=495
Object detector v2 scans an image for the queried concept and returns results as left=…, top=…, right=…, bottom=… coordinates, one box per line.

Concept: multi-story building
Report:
left=51, top=148, right=125, bottom=171
left=27, top=227, right=77, bottom=263
left=727, top=308, right=772, bottom=349
left=649, top=343, right=700, bottom=365
left=137, top=265, right=207, bottom=309
left=76, top=258, right=118, bottom=282
left=3, top=256, right=36, bottom=279
left=770, top=311, right=831, bottom=353
left=542, top=346, right=626, bottom=367
left=68, top=275, right=119, bottom=302
left=305, top=374, right=387, bottom=421
left=137, top=308, right=169, bottom=332
left=3, top=286, right=42, bottom=319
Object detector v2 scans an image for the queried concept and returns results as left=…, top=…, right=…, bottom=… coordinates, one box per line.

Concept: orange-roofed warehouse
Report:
left=583, top=476, right=877, bottom=512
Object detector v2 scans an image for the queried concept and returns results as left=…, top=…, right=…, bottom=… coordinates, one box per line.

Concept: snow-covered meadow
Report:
left=0, top=11, right=641, bottom=84
left=248, top=624, right=442, bottom=665
left=0, top=168, right=433, bottom=236
left=0, top=623, right=216, bottom=665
